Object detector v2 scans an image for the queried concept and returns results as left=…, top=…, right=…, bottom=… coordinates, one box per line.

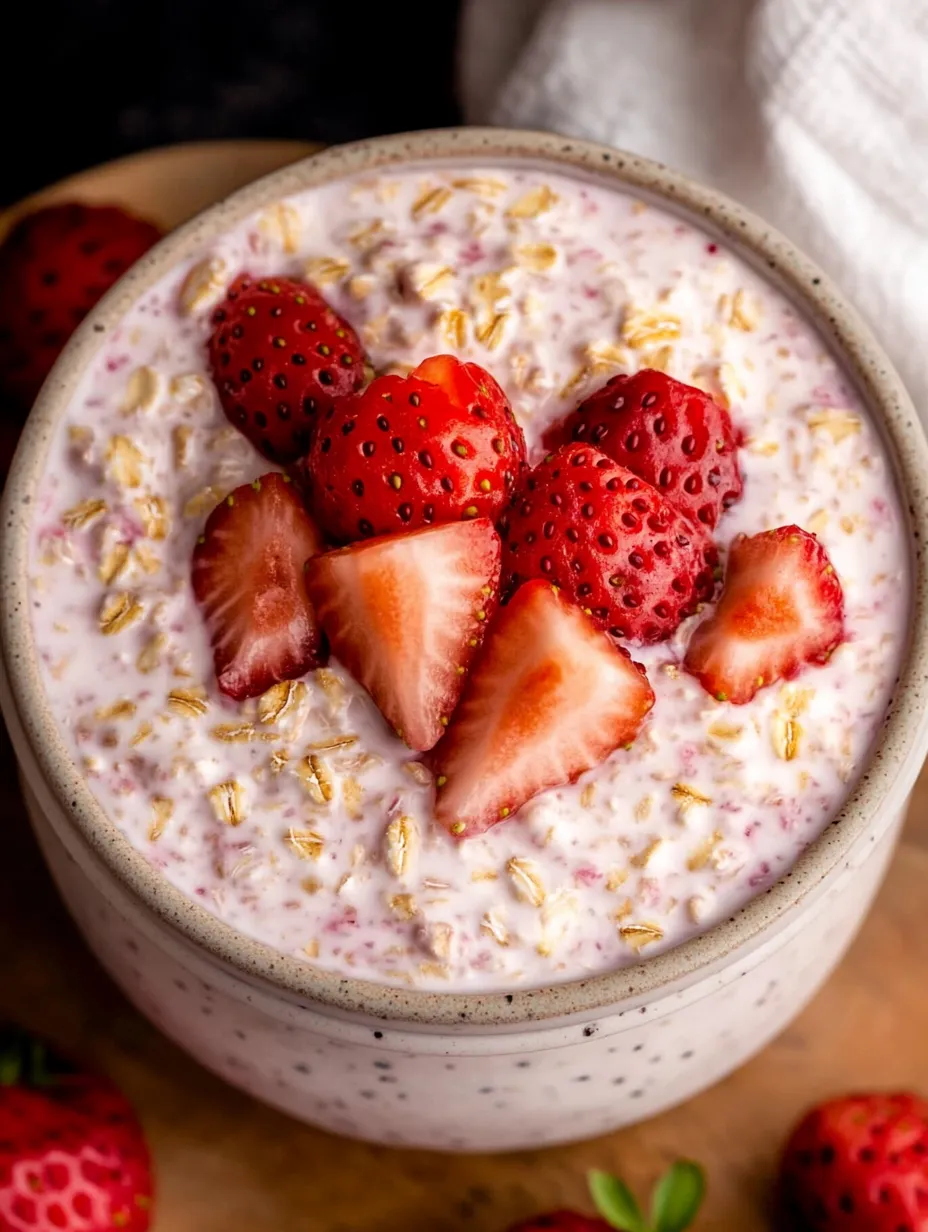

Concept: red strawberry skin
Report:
left=304, top=518, right=501, bottom=752
left=0, top=203, right=162, bottom=410
left=501, top=443, right=713, bottom=644
left=192, top=472, right=325, bottom=700
left=433, top=580, right=655, bottom=838
left=546, top=369, right=743, bottom=533
left=507, top=1214, right=610, bottom=1231
left=684, top=524, right=845, bottom=704
left=0, top=1026, right=153, bottom=1232
left=414, top=353, right=513, bottom=424
left=306, top=353, right=526, bottom=543
left=779, top=1092, right=928, bottom=1230
left=207, top=274, right=367, bottom=464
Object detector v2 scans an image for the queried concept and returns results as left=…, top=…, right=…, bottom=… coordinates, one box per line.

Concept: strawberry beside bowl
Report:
left=2, top=130, right=928, bottom=1153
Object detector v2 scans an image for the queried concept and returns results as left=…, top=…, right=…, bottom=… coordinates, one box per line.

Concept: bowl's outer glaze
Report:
left=3, top=128, right=928, bottom=1033
left=16, top=740, right=908, bottom=1150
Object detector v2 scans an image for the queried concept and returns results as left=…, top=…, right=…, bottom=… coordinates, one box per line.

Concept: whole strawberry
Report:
left=0, top=1024, right=153, bottom=1231
left=507, top=1163, right=705, bottom=1231
left=780, top=1092, right=928, bottom=1230
left=207, top=274, right=367, bottom=464
left=545, top=369, right=743, bottom=533
left=0, top=203, right=162, bottom=410
left=307, top=353, right=526, bottom=543
left=501, top=443, right=713, bottom=644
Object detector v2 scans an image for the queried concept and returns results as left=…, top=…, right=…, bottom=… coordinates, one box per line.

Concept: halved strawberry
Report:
left=433, top=581, right=655, bottom=838
left=684, top=524, right=845, bottom=704
left=207, top=274, right=367, bottom=464
left=545, top=369, right=743, bottom=533
left=303, top=518, right=501, bottom=752
left=501, top=444, right=713, bottom=644
left=306, top=353, right=525, bottom=543
left=191, top=472, right=325, bottom=700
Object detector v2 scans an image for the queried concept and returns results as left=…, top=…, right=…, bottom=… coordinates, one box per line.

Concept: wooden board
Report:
left=0, top=141, right=317, bottom=238
left=2, top=142, right=927, bottom=1231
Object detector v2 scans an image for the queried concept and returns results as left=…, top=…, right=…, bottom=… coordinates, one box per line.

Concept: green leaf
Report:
left=0, top=1052, right=20, bottom=1086
left=0, top=1026, right=26, bottom=1087
left=0, top=1026, right=72, bottom=1089
left=588, top=1169, right=649, bottom=1232
left=650, top=1161, right=706, bottom=1232
left=29, top=1042, right=54, bottom=1087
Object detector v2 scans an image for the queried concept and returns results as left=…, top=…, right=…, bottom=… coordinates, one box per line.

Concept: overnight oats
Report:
left=27, top=165, right=907, bottom=992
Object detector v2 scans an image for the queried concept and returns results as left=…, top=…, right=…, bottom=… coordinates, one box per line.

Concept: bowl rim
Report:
left=4, top=126, right=928, bottom=1029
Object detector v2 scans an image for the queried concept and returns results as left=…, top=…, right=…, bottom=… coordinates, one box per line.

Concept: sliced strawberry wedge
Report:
left=433, top=581, right=655, bottom=839
left=304, top=518, right=502, bottom=752
left=192, top=472, right=325, bottom=700
left=684, top=524, right=845, bottom=704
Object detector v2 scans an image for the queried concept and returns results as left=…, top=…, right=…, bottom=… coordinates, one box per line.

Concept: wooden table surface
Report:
left=2, top=143, right=927, bottom=1231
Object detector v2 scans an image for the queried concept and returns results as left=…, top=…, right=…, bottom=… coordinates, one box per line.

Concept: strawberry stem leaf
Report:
left=29, top=1041, right=54, bottom=1087
left=588, top=1169, right=649, bottom=1232
left=0, top=1025, right=73, bottom=1088
left=650, top=1161, right=706, bottom=1232
left=0, top=1050, right=20, bottom=1086
left=0, top=1025, right=29, bottom=1087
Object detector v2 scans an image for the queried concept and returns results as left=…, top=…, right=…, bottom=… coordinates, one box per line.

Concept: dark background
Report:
left=2, top=0, right=463, bottom=206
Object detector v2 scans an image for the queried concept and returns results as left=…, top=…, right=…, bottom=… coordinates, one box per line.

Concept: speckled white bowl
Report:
left=3, top=129, right=928, bottom=1152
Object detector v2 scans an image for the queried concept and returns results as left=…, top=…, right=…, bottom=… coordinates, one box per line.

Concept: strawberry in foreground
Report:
left=304, top=518, right=501, bottom=752
left=684, top=524, right=844, bottom=704
left=433, top=580, right=654, bottom=837
left=0, top=202, right=162, bottom=410
left=307, top=353, right=526, bottom=542
left=508, top=1162, right=705, bottom=1231
left=779, top=1092, right=928, bottom=1230
left=501, top=444, right=713, bottom=644
left=207, top=274, right=367, bottom=464
left=192, top=472, right=325, bottom=700
left=0, top=1023, right=153, bottom=1231
left=544, top=369, right=743, bottom=533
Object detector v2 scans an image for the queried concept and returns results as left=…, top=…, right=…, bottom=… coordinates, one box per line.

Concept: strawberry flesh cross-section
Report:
left=304, top=517, right=502, bottom=752
left=684, top=524, right=845, bottom=703
left=433, top=580, right=655, bottom=838
left=191, top=472, right=326, bottom=701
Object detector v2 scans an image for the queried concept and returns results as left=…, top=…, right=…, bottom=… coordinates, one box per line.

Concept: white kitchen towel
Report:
left=459, top=0, right=928, bottom=419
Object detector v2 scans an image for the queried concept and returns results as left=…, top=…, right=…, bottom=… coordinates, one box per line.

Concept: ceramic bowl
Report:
left=3, top=129, right=928, bottom=1152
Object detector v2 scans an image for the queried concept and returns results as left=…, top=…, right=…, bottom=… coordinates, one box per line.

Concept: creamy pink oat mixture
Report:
left=28, top=166, right=907, bottom=990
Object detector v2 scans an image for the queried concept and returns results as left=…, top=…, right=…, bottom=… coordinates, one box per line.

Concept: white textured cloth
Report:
left=459, top=0, right=928, bottom=418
